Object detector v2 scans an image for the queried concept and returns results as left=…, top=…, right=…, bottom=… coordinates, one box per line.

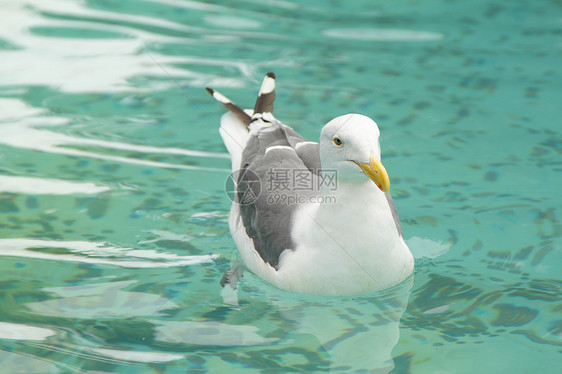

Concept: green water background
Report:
left=0, top=0, right=560, bottom=372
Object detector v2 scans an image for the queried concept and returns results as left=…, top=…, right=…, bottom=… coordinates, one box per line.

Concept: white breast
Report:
left=278, top=181, right=413, bottom=295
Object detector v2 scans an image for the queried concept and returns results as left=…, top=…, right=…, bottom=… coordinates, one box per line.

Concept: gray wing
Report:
left=286, top=128, right=321, bottom=174
left=208, top=73, right=321, bottom=270
left=238, top=122, right=321, bottom=269
left=209, top=72, right=405, bottom=269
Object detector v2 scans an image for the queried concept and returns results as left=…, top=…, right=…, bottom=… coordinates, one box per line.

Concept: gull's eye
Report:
left=333, top=137, right=343, bottom=146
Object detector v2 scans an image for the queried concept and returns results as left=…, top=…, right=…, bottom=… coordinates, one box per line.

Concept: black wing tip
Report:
left=206, top=86, right=252, bottom=126
left=253, top=72, right=276, bottom=115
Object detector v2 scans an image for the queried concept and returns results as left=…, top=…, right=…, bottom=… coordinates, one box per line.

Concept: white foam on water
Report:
left=0, top=175, right=110, bottom=195
left=0, top=238, right=218, bottom=268
left=0, top=322, right=56, bottom=341
left=0, top=0, right=274, bottom=93
left=205, top=15, right=262, bottom=29
left=0, top=98, right=230, bottom=171
left=89, top=348, right=184, bottom=363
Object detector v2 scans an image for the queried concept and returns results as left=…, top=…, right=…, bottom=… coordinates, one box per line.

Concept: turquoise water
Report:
left=1, top=0, right=561, bottom=372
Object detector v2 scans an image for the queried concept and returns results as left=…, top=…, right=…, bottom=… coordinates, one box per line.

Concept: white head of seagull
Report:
left=320, top=113, right=390, bottom=192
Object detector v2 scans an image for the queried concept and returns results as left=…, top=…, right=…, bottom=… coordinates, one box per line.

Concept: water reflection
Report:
left=2, top=260, right=559, bottom=372
left=154, top=320, right=279, bottom=346
left=1, top=269, right=411, bottom=371
left=26, top=280, right=180, bottom=318
left=204, top=277, right=414, bottom=372
left=287, top=280, right=412, bottom=372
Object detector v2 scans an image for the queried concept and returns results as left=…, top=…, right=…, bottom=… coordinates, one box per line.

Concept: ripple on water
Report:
left=322, top=28, right=444, bottom=41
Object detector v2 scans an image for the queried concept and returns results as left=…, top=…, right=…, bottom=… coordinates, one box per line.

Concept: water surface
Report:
left=0, top=0, right=561, bottom=372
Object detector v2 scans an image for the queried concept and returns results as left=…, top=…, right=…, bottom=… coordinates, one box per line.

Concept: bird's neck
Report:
left=315, top=179, right=396, bottom=245
left=322, top=178, right=384, bottom=204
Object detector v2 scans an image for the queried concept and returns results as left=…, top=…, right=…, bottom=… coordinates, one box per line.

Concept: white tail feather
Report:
left=219, top=110, right=253, bottom=171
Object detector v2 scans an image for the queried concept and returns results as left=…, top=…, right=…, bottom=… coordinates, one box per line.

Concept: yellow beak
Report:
left=356, top=154, right=390, bottom=192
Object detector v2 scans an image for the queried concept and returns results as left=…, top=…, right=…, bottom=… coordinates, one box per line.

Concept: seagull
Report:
left=207, top=73, right=413, bottom=296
